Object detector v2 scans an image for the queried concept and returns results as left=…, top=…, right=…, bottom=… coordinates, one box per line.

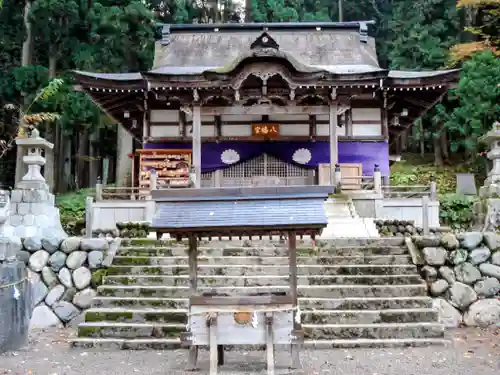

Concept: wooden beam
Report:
left=309, top=115, right=316, bottom=138
left=147, top=135, right=388, bottom=143
left=329, top=102, right=338, bottom=184
left=200, top=105, right=330, bottom=116
left=192, top=105, right=202, bottom=188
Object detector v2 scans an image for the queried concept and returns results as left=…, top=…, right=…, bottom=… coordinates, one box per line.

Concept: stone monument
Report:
left=0, top=129, right=67, bottom=241
left=479, top=121, right=500, bottom=231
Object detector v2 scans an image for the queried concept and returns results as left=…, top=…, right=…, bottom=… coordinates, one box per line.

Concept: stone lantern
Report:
left=480, top=121, right=500, bottom=196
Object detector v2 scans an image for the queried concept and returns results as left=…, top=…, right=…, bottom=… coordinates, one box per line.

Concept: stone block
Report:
left=52, top=301, right=80, bottom=323
left=468, top=246, right=491, bottom=265
left=9, top=203, right=18, bottom=214
left=455, top=262, right=482, bottom=285
left=34, top=215, right=49, bottom=227
left=73, top=288, right=97, bottom=309
left=479, top=263, right=500, bottom=279
left=14, top=225, right=27, bottom=237
left=10, top=190, right=23, bottom=203
left=433, top=298, right=462, bottom=328
left=29, top=250, right=50, bottom=272
left=41, top=266, right=58, bottom=288
left=45, top=284, right=65, bottom=307
left=23, top=214, right=35, bottom=226
left=73, top=267, right=91, bottom=290
left=17, top=203, right=30, bottom=215
left=9, top=215, right=22, bottom=227
left=474, top=277, right=500, bottom=298
left=80, top=238, right=109, bottom=252
left=30, top=304, right=62, bottom=329
left=463, top=299, right=500, bottom=327
left=60, top=237, right=81, bottom=253
left=448, top=282, right=478, bottom=310
left=29, top=203, right=44, bottom=215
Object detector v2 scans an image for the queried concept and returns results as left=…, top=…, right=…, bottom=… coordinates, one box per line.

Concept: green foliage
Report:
left=439, top=194, right=475, bottom=230
left=55, top=188, right=94, bottom=235
left=390, top=0, right=462, bottom=70
left=440, top=51, right=500, bottom=153
left=390, top=156, right=470, bottom=194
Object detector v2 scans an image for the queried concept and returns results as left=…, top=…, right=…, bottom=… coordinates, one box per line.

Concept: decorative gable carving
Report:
left=250, top=32, right=279, bottom=50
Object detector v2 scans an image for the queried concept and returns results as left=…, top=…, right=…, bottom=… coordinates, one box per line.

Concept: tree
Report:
left=450, top=0, right=499, bottom=64
left=439, top=51, right=500, bottom=154
left=0, top=78, right=64, bottom=159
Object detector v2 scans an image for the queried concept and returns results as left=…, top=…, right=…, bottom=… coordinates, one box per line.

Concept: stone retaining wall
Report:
left=18, top=236, right=120, bottom=328
left=411, top=232, right=500, bottom=328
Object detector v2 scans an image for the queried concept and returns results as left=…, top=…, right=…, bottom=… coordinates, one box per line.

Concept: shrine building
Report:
left=72, top=21, right=459, bottom=189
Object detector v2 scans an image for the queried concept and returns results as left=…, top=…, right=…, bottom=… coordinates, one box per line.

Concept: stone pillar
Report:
left=116, top=124, right=133, bottom=187
left=192, top=105, right=202, bottom=188
left=329, top=102, right=339, bottom=185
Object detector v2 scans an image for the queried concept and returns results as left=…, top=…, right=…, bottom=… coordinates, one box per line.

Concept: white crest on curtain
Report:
left=292, top=148, right=312, bottom=165
left=221, top=149, right=241, bottom=165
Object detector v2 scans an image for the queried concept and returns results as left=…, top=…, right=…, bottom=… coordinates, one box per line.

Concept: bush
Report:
left=439, top=194, right=475, bottom=230
left=56, top=188, right=94, bottom=235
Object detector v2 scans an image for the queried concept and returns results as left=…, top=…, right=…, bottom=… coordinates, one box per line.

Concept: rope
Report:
left=0, top=276, right=28, bottom=290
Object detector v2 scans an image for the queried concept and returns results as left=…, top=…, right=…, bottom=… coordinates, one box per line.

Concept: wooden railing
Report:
left=95, top=185, right=149, bottom=201
left=382, top=184, right=437, bottom=199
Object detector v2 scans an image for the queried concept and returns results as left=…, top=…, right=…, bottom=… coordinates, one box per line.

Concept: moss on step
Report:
left=85, top=311, right=134, bottom=322
left=78, top=326, right=98, bottom=337
left=297, top=248, right=315, bottom=256
left=91, top=269, right=108, bottom=288
left=144, top=312, right=186, bottom=324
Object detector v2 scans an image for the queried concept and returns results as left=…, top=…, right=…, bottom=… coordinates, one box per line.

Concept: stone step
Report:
left=70, top=337, right=182, bottom=350
left=93, top=297, right=188, bottom=309
left=84, top=308, right=188, bottom=324
left=107, top=264, right=418, bottom=276
left=77, top=321, right=443, bottom=341
left=97, top=284, right=428, bottom=299
left=78, top=322, right=185, bottom=339
left=303, top=323, right=444, bottom=340
left=300, top=309, right=438, bottom=324
left=102, top=274, right=425, bottom=287
left=82, top=307, right=437, bottom=325
left=298, top=297, right=433, bottom=310
left=117, top=246, right=409, bottom=257
left=92, top=296, right=434, bottom=310
left=70, top=337, right=448, bottom=350
left=112, top=255, right=413, bottom=266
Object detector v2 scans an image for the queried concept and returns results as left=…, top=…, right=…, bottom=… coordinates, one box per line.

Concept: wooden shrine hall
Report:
left=72, top=21, right=459, bottom=189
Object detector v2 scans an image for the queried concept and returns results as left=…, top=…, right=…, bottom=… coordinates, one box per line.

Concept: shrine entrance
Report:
left=201, top=153, right=315, bottom=188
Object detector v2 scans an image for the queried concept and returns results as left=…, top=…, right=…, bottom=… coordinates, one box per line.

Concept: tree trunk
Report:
left=48, top=54, right=57, bottom=78
left=440, top=131, right=449, bottom=163
left=77, top=130, right=89, bottom=189
left=245, top=0, right=252, bottom=21
left=433, top=135, right=444, bottom=167
left=15, top=1, right=34, bottom=186
left=21, top=1, right=33, bottom=66
left=420, top=121, right=425, bottom=157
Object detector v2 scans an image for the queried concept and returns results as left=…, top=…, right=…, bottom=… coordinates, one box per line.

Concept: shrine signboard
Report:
left=252, top=123, right=280, bottom=138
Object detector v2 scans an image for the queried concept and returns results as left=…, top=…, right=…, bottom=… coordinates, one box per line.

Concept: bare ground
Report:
left=0, top=327, right=499, bottom=375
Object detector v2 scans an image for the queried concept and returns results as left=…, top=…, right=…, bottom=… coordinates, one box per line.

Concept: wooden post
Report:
left=85, top=196, right=93, bottom=238
left=266, top=312, right=275, bottom=375
left=95, top=178, right=103, bottom=201
left=288, top=230, right=301, bottom=369
left=373, top=164, right=382, bottom=194
left=429, top=175, right=437, bottom=201
left=334, top=164, right=342, bottom=192
left=209, top=314, right=218, bottom=375
left=329, top=102, right=339, bottom=185
left=192, top=105, right=202, bottom=188
left=422, top=195, right=430, bottom=235
left=149, top=169, right=157, bottom=200
left=186, top=234, right=199, bottom=371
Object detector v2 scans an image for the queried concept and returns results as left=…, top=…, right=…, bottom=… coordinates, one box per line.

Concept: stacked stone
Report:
left=375, top=219, right=431, bottom=237
left=19, top=236, right=120, bottom=328
left=90, top=229, right=120, bottom=238
left=413, top=232, right=500, bottom=328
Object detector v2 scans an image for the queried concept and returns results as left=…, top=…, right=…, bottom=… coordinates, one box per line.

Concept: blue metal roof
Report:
left=152, top=197, right=327, bottom=230
left=151, top=186, right=329, bottom=231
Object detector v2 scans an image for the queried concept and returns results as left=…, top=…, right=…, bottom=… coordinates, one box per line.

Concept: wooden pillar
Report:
left=329, top=102, right=339, bottom=185
left=186, top=234, right=199, bottom=370
left=192, top=105, right=202, bottom=188
left=288, top=230, right=301, bottom=370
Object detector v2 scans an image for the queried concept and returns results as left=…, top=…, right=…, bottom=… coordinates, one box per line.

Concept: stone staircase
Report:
left=320, top=196, right=380, bottom=239
left=70, top=238, right=446, bottom=349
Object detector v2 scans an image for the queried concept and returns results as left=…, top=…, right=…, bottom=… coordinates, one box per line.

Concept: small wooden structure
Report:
left=151, top=186, right=330, bottom=375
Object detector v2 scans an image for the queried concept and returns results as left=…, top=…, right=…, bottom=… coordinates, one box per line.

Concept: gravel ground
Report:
left=1, top=328, right=499, bottom=375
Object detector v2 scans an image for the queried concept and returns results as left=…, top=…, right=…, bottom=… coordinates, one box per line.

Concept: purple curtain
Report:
left=144, top=141, right=389, bottom=176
